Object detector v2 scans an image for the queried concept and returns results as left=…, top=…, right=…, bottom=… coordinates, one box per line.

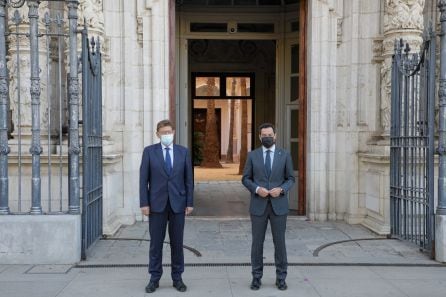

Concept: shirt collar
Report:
left=262, top=144, right=275, bottom=153
left=161, top=143, right=173, bottom=150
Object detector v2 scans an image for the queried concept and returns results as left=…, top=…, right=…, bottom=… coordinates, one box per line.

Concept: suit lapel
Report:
left=172, top=145, right=181, bottom=175
left=256, top=148, right=268, bottom=178
left=271, top=148, right=283, bottom=178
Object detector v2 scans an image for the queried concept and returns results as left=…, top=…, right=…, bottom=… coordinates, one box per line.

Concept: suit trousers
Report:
left=250, top=200, right=287, bottom=280
left=148, top=200, right=185, bottom=282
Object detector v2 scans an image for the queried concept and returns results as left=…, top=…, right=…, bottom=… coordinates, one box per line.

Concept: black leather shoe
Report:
left=250, top=278, right=261, bottom=290
left=275, top=279, right=288, bottom=290
left=173, top=280, right=187, bottom=292
left=145, top=281, right=159, bottom=293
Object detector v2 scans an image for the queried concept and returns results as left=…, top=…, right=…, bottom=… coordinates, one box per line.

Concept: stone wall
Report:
left=101, top=0, right=171, bottom=233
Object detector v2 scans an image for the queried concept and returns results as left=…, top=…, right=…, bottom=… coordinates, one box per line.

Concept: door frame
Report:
left=297, top=0, right=307, bottom=215
left=169, top=0, right=307, bottom=215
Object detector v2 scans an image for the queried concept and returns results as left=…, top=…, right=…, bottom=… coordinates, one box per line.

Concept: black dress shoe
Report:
left=173, top=280, right=187, bottom=292
left=145, top=281, right=159, bottom=293
left=275, top=279, right=288, bottom=290
left=250, top=278, right=261, bottom=290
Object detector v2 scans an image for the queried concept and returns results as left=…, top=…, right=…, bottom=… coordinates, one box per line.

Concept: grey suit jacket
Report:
left=242, top=146, right=295, bottom=216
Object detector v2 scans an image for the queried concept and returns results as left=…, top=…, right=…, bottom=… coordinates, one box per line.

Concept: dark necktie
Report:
left=265, top=150, right=271, bottom=177
left=165, top=147, right=172, bottom=175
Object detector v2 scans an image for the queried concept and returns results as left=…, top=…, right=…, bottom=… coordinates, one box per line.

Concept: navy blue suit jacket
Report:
left=242, top=146, right=295, bottom=216
left=139, top=143, right=194, bottom=213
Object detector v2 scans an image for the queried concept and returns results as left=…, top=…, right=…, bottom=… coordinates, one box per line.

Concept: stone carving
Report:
left=380, top=60, right=392, bottom=130
left=337, top=18, right=343, bottom=47
left=336, top=100, right=346, bottom=127
left=384, top=0, right=425, bottom=32
left=372, top=37, right=384, bottom=63
left=137, top=16, right=143, bottom=46
left=79, top=0, right=104, bottom=32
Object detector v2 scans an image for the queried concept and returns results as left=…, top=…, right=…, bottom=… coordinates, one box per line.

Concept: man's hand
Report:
left=269, top=187, right=282, bottom=198
left=141, top=206, right=150, bottom=216
left=257, top=187, right=270, bottom=198
left=186, top=207, right=194, bottom=215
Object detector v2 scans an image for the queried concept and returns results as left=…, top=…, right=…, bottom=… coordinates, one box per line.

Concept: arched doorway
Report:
left=169, top=0, right=306, bottom=216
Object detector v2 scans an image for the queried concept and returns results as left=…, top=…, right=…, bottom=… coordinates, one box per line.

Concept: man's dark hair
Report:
left=258, top=123, right=275, bottom=134
left=157, top=119, right=174, bottom=131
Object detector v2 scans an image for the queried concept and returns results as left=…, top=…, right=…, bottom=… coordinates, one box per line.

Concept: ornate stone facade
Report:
left=0, top=0, right=435, bottom=239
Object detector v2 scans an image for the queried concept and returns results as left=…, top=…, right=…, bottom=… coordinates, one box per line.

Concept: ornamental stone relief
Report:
left=384, top=0, right=425, bottom=32
left=78, top=0, right=104, bottom=32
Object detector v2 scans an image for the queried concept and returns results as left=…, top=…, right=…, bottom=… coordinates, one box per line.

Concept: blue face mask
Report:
left=161, top=134, right=174, bottom=146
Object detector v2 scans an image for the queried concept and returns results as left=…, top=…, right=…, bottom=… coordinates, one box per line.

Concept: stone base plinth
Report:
left=0, top=215, right=81, bottom=264
left=436, top=214, right=446, bottom=263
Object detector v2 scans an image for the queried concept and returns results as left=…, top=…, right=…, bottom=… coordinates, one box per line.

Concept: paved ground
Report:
left=2, top=178, right=445, bottom=297
left=2, top=219, right=446, bottom=297
left=192, top=181, right=249, bottom=216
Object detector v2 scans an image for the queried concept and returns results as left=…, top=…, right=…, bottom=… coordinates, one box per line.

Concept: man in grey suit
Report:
left=242, top=123, right=295, bottom=291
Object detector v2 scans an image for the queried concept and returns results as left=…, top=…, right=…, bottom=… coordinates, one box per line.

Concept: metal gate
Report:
left=81, top=28, right=103, bottom=259
left=390, top=30, right=436, bottom=254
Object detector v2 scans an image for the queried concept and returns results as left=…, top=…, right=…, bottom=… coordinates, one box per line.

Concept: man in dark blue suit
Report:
left=139, top=119, right=194, bottom=293
left=242, top=123, right=295, bottom=291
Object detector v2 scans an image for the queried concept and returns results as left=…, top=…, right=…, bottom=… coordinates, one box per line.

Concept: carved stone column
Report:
left=7, top=2, right=50, bottom=140
left=381, top=0, right=425, bottom=134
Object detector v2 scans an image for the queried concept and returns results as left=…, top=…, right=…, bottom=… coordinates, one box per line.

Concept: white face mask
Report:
left=160, top=134, right=174, bottom=146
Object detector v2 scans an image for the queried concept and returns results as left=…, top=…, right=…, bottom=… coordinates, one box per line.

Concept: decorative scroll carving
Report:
left=384, top=0, right=425, bottom=32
